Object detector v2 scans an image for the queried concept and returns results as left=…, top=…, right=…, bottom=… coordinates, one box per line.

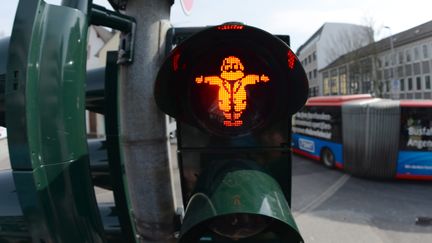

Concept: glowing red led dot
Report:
left=288, top=50, right=296, bottom=69
left=217, top=25, right=244, bottom=31
left=173, top=51, right=181, bottom=71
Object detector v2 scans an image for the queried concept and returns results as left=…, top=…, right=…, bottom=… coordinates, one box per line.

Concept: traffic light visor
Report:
left=178, top=163, right=303, bottom=242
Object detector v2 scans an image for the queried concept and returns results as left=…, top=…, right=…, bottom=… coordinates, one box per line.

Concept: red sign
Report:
left=180, top=0, right=194, bottom=15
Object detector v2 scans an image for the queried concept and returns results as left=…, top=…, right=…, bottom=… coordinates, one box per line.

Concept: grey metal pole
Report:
left=120, top=0, right=176, bottom=242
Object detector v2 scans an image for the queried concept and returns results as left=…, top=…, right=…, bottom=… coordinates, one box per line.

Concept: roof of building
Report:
left=296, top=22, right=369, bottom=54
left=321, top=20, right=432, bottom=71
left=296, top=25, right=324, bottom=55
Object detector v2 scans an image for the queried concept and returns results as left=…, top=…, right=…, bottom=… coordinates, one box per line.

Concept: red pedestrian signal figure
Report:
left=195, top=56, right=270, bottom=127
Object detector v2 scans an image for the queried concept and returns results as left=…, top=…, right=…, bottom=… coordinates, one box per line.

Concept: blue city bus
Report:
left=292, top=95, right=432, bottom=180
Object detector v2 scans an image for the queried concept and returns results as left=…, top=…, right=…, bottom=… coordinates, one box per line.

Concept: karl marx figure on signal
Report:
left=195, top=56, right=270, bottom=127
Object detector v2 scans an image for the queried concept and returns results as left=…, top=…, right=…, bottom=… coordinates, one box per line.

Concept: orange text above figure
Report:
left=195, top=56, right=270, bottom=127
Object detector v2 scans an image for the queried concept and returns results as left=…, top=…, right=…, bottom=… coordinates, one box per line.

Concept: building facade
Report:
left=297, top=23, right=372, bottom=97
left=321, top=20, right=432, bottom=99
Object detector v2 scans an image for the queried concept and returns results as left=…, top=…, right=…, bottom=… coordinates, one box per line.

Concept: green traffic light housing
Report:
left=155, top=23, right=308, bottom=242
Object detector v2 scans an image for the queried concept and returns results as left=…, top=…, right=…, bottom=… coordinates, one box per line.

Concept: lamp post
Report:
left=384, top=26, right=398, bottom=99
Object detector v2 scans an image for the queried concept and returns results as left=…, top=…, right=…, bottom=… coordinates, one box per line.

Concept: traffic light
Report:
left=155, top=23, right=308, bottom=242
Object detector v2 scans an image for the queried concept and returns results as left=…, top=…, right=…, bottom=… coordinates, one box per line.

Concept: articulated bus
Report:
left=292, top=94, right=432, bottom=180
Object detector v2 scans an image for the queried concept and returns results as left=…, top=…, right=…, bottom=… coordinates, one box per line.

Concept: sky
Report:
left=1, top=0, right=432, bottom=51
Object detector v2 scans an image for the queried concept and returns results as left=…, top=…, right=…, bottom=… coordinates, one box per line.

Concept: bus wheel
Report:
left=321, top=148, right=335, bottom=168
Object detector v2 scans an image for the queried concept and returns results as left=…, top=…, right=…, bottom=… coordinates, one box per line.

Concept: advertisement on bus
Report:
left=398, top=105, right=432, bottom=179
left=292, top=106, right=344, bottom=168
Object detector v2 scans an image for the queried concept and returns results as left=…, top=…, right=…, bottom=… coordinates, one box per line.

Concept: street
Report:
left=292, top=154, right=432, bottom=243
left=1, top=139, right=432, bottom=242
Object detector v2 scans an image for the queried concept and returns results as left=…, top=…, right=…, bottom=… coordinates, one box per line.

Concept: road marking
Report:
left=294, top=174, right=350, bottom=217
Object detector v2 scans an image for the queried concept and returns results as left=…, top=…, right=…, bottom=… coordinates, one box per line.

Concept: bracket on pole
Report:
left=90, top=4, right=136, bottom=64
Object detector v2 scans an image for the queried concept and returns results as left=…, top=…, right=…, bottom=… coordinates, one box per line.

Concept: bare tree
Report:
left=361, top=15, right=385, bottom=97
left=324, top=15, right=387, bottom=97
left=325, top=26, right=373, bottom=64
left=324, top=24, right=374, bottom=96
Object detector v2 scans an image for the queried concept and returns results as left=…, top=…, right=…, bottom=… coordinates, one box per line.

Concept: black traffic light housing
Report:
left=155, top=23, right=308, bottom=242
left=155, top=24, right=307, bottom=135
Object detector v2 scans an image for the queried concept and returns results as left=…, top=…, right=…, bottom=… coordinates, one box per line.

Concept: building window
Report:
left=323, top=72, right=330, bottom=95
left=391, top=53, right=396, bottom=66
left=408, top=77, right=413, bottom=90
left=309, top=88, right=314, bottom=97
left=323, top=78, right=330, bottom=95
left=384, top=68, right=393, bottom=80
left=398, top=51, right=404, bottom=64
left=413, top=62, right=421, bottom=75
left=364, top=72, right=371, bottom=83
left=406, top=49, right=412, bottom=62
left=313, top=51, right=316, bottom=61
left=362, top=81, right=371, bottom=93
left=416, top=76, right=422, bottom=90
left=330, top=69, right=338, bottom=95
left=422, top=61, right=430, bottom=74
left=425, top=75, right=431, bottom=89
left=386, top=80, right=390, bottom=93
left=400, top=78, right=405, bottom=91
left=384, top=55, right=389, bottom=66
left=423, top=45, right=429, bottom=58
left=313, top=69, right=317, bottom=78
left=377, top=57, right=382, bottom=68
left=376, top=70, right=383, bottom=80
left=308, top=55, right=312, bottom=63
left=397, top=66, right=404, bottom=78
left=405, top=64, right=412, bottom=76
left=339, top=67, right=347, bottom=95
left=384, top=69, right=390, bottom=79
left=414, top=46, right=420, bottom=60
left=340, top=74, right=347, bottom=94
left=330, top=78, right=338, bottom=95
